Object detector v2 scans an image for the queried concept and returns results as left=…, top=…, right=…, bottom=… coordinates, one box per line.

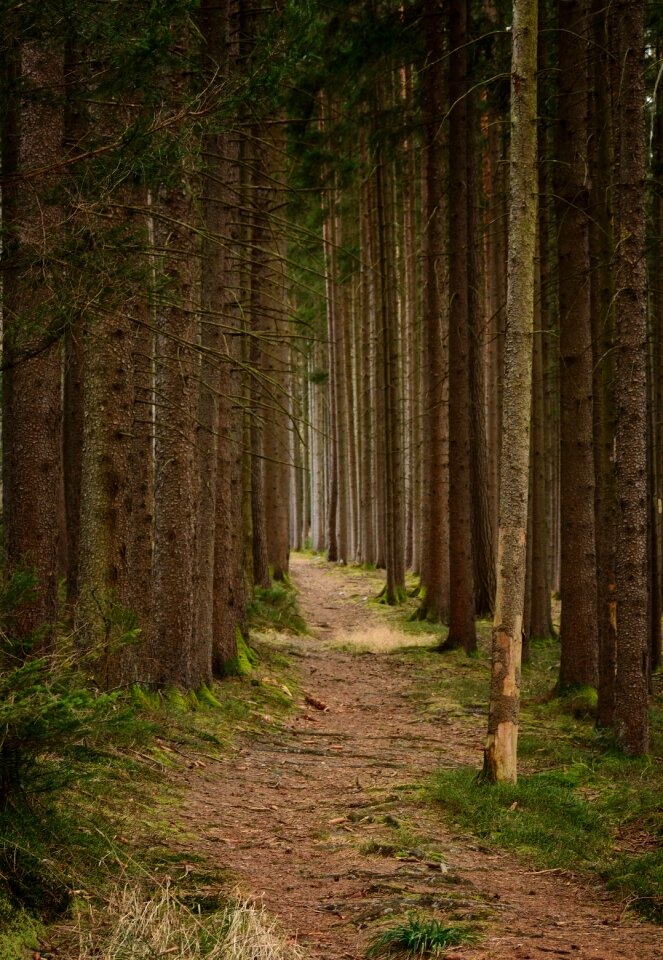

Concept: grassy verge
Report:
left=0, top=578, right=305, bottom=959
left=426, top=634, right=663, bottom=921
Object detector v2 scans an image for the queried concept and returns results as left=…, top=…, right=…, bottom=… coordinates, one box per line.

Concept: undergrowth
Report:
left=0, top=571, right=302, bottom=957
left=75, top=884, right=305, bottom=960
left=248, top=582, right=307, bottom=636
left=426, top=630, right=663, bottom=921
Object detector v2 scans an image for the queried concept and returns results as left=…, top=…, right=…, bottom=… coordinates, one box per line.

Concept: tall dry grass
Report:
left=76, top=884, right=306, bottom=960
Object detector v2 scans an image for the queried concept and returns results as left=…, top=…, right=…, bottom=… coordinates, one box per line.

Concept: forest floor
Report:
left=177, top=554, right=663, bottom=960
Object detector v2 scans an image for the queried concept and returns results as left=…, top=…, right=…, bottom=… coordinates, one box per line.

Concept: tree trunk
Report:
left=420, top=0, right=449, bottom=622
left=198, top=0, right=245, bottom=675
left=611, top=0, right=649, bottom=756
left=651, top=40, right=663, bottom=677
left=555, top=0, right=598, bottom=689
left=260, top=119, right=291, bottom=582
left=590, top=0, right=617, bottom=726
left=446, top=0, right=476, bottom=650
left=76, top=267, right=135, bottom=687
left=468, top=89, right=496, bottom=619
left=1, top=35, right=65, bottom=644
left=375, top=128, right=405, bottom=604
left=152, top=182, right=199, bottom=689
left=482, top=0, right=538, bottom=784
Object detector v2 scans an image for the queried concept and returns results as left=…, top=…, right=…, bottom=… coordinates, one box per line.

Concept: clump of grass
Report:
left=557, top=685, right=598, bottom=720
left=0, top=890, right=44, bottom=958
left=76, top=884, right=306, bottom=960
left=248, top=583, right=307, bottom=636
left=222, top=631, right=259, bottom=678
left=366, top=914, right=475, bottom=958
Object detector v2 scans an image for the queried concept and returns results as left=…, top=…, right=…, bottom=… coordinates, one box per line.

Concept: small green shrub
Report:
left=366, top=914, right=475, bottom=958
left=0, top=568, right=150, bottom=926
left=0, top=570, right=142, bottom=813
left=248, top=583, right=307, bottom=635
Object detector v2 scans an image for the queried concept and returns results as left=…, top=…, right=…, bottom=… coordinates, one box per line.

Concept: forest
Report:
left=0, top=0, right=662, bottom=957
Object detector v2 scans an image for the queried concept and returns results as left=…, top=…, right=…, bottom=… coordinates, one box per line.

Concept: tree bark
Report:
left=482, top=0, right=538, bottom=784
left=1, top=35, right=65, bottom=644
left=446, top=0, right=476, bottom=650
left=152, top=182, right=199, bottom=689
left=590, top=0, right=617, bottom=725
left=554, top=0, right=599, bottom=690
left=611, top=0, right=649, bottom=755
left=420, top=0, right=450, bottom=622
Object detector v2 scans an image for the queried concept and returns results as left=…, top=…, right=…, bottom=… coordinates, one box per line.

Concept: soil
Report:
left=180, top=555, right=663, bottom=960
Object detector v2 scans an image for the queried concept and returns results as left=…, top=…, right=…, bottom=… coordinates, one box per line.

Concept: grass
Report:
left=425, top=629, right=663, bottom=920
left=75, top=883, right=305, bottom=960
left=248, top=582, right=307, bottom=636
left=366, top=914, right=475, bottom=958
left=0, top=578, right=304, bottom=958
left=0, top=896, right=43, bottom=960
left=331, top=624, right=439, bottom=655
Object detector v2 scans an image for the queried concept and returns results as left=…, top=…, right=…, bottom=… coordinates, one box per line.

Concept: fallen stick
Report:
left=304, top=693, right=329, bottom=711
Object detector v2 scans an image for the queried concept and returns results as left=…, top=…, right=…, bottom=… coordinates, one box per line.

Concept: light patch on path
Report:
left=328, top=624, right=438, bottom=654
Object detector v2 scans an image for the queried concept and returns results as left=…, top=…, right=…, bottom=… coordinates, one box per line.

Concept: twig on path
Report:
left=304, top=693, right=329, bottom=712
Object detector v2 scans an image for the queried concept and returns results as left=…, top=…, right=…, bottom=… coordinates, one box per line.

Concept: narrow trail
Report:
left=180, top=556, right=663, bottom=960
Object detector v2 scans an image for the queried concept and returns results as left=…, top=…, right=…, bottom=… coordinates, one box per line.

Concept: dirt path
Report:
left=181, top=556, right=663, bottom=960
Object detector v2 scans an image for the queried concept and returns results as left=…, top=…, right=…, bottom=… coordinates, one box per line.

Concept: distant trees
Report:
left=282, top=0, right=658, bottom=768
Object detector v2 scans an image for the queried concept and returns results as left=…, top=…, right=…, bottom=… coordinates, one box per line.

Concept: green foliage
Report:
left=434, top=767, right=610, bottom=867
left=248, top=583, right=307, bottom=635
left=366, top=914, right=475, bottom=958
left=0, top=571, right=142, bottom=813
left=0, top=891, right=43, bottom=960
left=308, top=367, right=329, bottom=385
left=222, top=632, right=258, bottom=678
left=0, top=568, right=155, bottom=931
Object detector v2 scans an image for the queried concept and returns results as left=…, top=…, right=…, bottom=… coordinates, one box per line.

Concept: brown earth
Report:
left=179, top=554, right=663, bottom=960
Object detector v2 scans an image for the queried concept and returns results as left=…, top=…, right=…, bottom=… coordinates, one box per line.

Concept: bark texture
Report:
left=420, top=0, right=449, bottom=622
left=446, top=0, right=476, bottom=650
left=555, top=0, right=598, bottom=689
left=152, top=184, right=199, bottom=689
left=482, top=0, right=538, bottom=784
left=1, top=38, right=65, bottom=643
left=612, top=0, right=649, bottom=755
